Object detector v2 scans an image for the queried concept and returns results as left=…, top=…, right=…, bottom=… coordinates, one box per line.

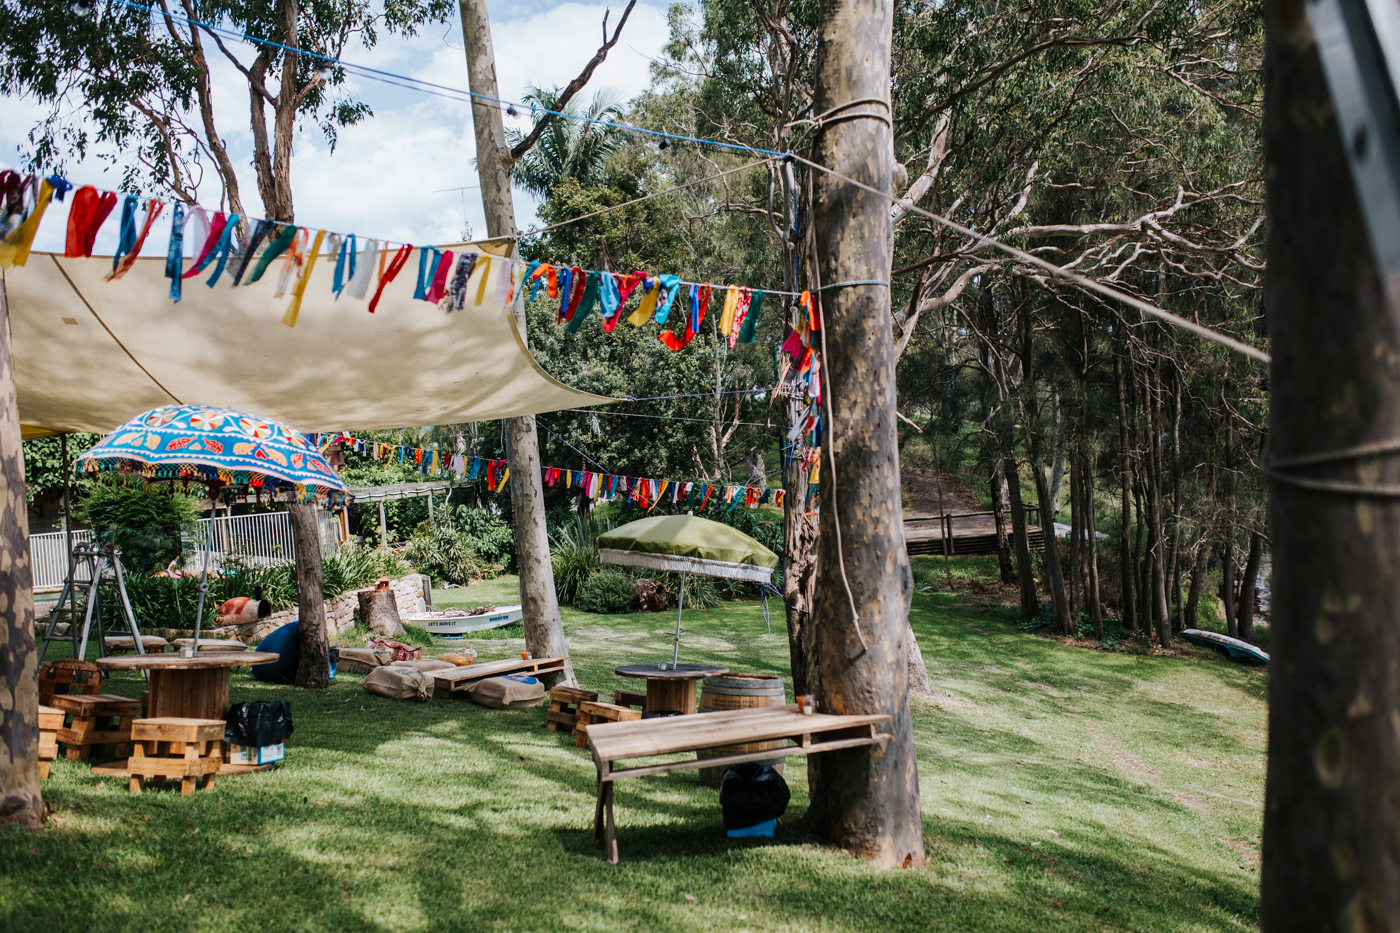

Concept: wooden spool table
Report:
left=614, top=663, right=727, bottom=716
left=94, top=652, right=279, bottom=779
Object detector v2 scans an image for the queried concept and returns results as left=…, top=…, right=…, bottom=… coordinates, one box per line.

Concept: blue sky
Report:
left=0, top=1, right=672, bottom=255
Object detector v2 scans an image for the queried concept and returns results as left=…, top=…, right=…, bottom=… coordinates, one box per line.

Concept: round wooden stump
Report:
left=358, top=588, right=403, bottom=635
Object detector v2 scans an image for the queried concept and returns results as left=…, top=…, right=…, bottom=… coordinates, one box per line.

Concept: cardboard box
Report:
left=226, top=742, right=285, bottom=765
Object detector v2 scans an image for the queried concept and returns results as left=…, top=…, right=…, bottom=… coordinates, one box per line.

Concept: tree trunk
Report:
left=1262, top=2, right=1400, bottom=922
left=1084, top=456, right=1104, bottom=641
left=1236, top=530, right=1263, bottom=644
left=1114, top=351, right=1136, bottom=632
left=990, top=460, right=1015, bottom=584
left=1067, top=453, right=1082, bottom=624
left=1133, top=476, right=1148, bottom=629
left=803, top=0, right=924, bottom=867
left=1184, top=536, right=1208, bottom=630
left=290, top=503, right=329, bottom=689
left=1005, top=457, right=1039, bottom=618
left=784, top=503, right=817, bottom=696
left=0, top=277, right=43, bottom=828
left=1147, top=365, right=1171, bottom=650
left=357, top=588, right=403, bottom=636
left=1220, top=532, right=1238, bottom=639
left=1032, top=458, right=1071, bottom=633
left=460, top=0, right=573, bottom=688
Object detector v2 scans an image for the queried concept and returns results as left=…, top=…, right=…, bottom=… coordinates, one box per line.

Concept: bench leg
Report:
left=129, top=775, right=144, bottom=794
left=603, top=783, right=619, bottom=865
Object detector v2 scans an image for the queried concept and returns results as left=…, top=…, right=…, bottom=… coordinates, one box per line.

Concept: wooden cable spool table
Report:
left=95, top=652, right=279, bottom=720
left=614, top=663, right=728, bottom=716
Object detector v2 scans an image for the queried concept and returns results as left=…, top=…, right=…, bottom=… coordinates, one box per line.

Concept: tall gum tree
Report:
left=802, top=0, right=925, bottom=868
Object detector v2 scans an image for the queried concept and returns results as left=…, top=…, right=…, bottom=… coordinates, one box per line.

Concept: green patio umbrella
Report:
left=598, top=514, right=779, bottom=667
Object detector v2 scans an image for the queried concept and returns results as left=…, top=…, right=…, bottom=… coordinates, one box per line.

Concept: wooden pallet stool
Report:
left=546, top=685, right=598, bottom=733
left=38, top=659, right=102, bottom=707
left=127, top=718, right=225, bottom=796
left=574, top=701, right=643, bottom=749
left=612, top=690, right=646, bottom=710
left=37, top=705, right=63, bottom=778
left=51, top=694, right=140, bottom=761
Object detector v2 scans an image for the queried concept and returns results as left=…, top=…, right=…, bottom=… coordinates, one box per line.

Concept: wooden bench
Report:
left=586, top=704, right=892, bottom=863
left=431, top=657, right=568, bottom=697
left=127, top=718, right=225, bottom=796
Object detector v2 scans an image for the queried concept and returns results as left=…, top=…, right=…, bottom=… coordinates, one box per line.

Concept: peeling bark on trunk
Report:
left=990, top=461, right=1015, bottom=584
left=1221, top=532, right=1238, bottom=639
left=290, top=503, right=329, bottom=690
left=803, top=0, right=923, bottom=868
left=0, top=276, right=43, bottom=828
left=460, top=0, right=573, bottom=688
left=1006, top=458, right=1038, bottom=618
left=1261, top=1, right=1400, bottom=922
left=783, top=504, right=817, bottom=696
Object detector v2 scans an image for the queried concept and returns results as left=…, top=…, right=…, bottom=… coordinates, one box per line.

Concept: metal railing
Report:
left=28, top=510, right=322, bottom=590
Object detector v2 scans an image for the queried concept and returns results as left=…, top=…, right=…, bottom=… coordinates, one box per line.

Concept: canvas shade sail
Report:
left=4, top=241, right=615, bottom=437
left=598, top=514, right=778, bottom=584
left=80, top=404, right=349, bottom=503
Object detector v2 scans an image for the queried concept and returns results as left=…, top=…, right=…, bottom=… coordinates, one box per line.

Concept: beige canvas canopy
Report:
left=3, top=240, right=613, bottom=437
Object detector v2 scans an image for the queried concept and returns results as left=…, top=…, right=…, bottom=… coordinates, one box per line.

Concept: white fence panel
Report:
left=29, top=510, right=334, bottom=589
left=28, top=530, right=94, bottom=590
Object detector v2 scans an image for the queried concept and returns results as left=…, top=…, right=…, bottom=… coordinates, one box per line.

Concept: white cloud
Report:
left=0, top=2, right=670, bottom=253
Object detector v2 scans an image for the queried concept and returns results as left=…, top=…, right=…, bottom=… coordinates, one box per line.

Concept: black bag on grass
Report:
left=225, top=700, right=294, bottom=747
left=719, top=763, right=790, bottom=829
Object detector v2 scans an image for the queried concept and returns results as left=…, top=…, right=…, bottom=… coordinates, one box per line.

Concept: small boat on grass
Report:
left=408, top=605, right=523, bottom=637
left=1180, top=628, right=1269, bottom=664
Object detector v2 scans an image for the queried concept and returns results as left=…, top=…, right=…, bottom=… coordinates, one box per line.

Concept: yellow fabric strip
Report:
left=719, top=285, right=740, bottom=337
left=474, top=256, right=493, bottom=306
left=628, top=278, right=660, bottom=326
left=0, top=179, right=56, bottom=269
left=281, top=229, right=325, bottom=327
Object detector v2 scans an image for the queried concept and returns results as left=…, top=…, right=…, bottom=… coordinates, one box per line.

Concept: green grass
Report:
left=2, top=580, right=1264, bottom=932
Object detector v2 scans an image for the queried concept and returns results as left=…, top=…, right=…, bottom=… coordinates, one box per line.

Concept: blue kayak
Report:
left=1181, top=628, right=1269, bottom=664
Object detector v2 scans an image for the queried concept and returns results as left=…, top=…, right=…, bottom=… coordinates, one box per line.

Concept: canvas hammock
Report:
left=3, top=240, right=614, bottom=437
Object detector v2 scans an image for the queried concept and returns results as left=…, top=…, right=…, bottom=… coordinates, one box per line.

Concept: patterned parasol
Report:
left=78, top=404, right=349, bottom=505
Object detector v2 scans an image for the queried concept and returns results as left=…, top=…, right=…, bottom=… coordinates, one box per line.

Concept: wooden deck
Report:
left=903, top=511, right=1045, bottom=558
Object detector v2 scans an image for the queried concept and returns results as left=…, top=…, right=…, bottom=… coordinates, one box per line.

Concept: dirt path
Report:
left=903, top=468, right=986, bottom=517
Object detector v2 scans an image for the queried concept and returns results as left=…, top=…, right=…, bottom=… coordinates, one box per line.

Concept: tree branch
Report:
left=508, top=0, right=638, bottom=162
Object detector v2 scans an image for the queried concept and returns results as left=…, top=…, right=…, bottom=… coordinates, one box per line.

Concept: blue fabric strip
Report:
left=165, top=203, right=185, bottom=302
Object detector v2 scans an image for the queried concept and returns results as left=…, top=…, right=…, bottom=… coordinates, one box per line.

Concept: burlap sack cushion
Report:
left=464, top=675, right=546, bottom=709
left=362, top=666, right=435, bottom=701
left=339, top=648, right=396, bottom=674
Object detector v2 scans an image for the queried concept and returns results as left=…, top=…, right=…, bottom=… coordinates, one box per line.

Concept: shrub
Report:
left=403, top=517, right=491, bottom=585
left=77, top=475, right=202, bottom=573
left=576, top=571, right=637, bottom=614
left=454, top=507, right=514, bottom=571
left=551, top=545, right=600, bottom=606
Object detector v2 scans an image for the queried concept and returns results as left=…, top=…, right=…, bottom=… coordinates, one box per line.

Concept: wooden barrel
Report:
left=697, top=673, right=786, bottom=786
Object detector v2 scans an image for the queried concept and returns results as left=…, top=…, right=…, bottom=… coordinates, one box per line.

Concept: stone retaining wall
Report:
left=40, top=574, right=433, bottom=646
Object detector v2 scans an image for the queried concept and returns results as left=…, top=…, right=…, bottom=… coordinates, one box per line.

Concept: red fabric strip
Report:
left=367, top=243, right=412, bottom=313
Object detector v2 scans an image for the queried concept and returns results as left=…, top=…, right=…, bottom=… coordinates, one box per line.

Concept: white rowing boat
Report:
left=409, top=605, right=523, bottom=636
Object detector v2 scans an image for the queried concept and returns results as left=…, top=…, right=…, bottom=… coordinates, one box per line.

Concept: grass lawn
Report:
left=2, top=574, right=1264, bottom=932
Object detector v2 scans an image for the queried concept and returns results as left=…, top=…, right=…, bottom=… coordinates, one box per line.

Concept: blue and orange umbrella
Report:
left=78, top=404, right=348, bottom=505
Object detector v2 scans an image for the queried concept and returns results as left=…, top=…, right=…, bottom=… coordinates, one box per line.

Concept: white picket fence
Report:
left=28, top=510, right=313, bottom=590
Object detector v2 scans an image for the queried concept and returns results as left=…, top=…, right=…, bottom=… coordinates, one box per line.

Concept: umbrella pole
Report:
left=672, top=573, right=686, bottom=669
